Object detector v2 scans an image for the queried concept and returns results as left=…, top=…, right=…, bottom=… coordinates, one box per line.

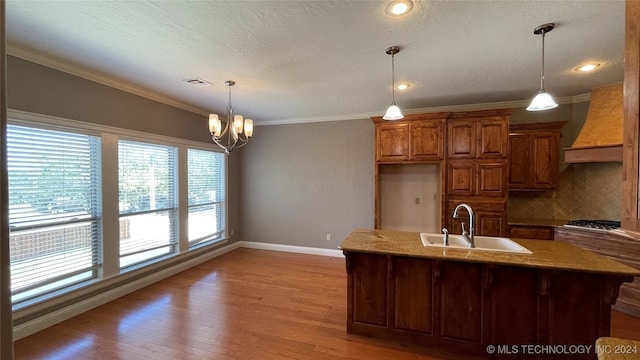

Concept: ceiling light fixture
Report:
left=396, top=83, right=410, bottom=90
left=526, top=23, right=558, bottom=112
left=383, top=46, right=404, bottom=120
left=385, top=0, right=414, bottom=16
left=208, top=80, right=253, bottom=154
left=575, top=63, right=601, bottom=72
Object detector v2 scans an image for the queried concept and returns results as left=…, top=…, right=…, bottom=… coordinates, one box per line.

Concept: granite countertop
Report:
left=508, top=218, right=569, bottom=227
left=339, top=228, right=640, bottom=276
left=595, top=337, right=640, bottom=360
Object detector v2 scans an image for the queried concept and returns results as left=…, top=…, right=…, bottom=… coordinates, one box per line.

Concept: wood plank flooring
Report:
left=13, top=248, right=640, bottom=360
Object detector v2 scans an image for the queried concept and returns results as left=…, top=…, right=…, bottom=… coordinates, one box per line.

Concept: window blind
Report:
left=187, top=149, right=225, bottom=246
left=7, top=125, right=102, bottom=300
left=118, top=140, right=178, bottom=268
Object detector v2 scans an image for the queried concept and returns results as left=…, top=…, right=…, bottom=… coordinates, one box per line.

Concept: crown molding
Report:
left=8, top=43, right=592, bottom=127
left=7, top=43, right=210, bottom=116
left=263, top=94, right=592, bottom=126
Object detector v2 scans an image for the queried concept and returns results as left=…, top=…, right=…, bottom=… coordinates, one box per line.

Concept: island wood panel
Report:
left=546, top=272, right=603, bottom=360
left=344, top=249, right=633, bottom=360
left=392, top=256, right=433, bottom=334
left=439, top=261, right=482, bottom=343
left=489, top=266, right=538, bottom=344
left=347, top=252, right=388, bottom=328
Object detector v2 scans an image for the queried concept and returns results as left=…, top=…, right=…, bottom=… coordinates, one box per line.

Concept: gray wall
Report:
left=238, top=119, right=375, bottom=249
left=7, top=55, right=242, bottom=242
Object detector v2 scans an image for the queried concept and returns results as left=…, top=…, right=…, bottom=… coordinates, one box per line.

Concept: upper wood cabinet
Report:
left=447, top=116, right=509, bottom=159
left=373, top=113, right=448, bottom=163
left=508, top=121, right=565, bottom=191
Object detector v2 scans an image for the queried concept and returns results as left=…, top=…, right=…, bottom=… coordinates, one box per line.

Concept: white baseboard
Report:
left=13, top=241, right=341, bottom=339
left=237, top=241, right=344, bottom=258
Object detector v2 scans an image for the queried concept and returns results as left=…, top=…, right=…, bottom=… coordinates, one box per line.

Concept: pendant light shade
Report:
left=527, top=90, right=557, bottom=111
left=383, top=104, right=404, bottom=120
left=383, top=46, right=404, bottom=120
left=526, top=23, right=558, bottom=112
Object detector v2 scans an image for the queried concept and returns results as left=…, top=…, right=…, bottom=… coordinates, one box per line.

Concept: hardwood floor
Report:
left=13, top=248, right=640, bottom=360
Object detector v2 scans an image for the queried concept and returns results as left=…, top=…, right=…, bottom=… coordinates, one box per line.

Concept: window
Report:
left=118, top=140, right=178, bottom=268
left=187, top=149, right=225, bottom=247
left=7, top=125, right=102, bottom=302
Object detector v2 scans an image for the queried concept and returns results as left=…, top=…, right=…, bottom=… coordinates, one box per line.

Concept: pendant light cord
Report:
left=540, top=30, right=546, bottom=91
left=391, top=52, right=396, bottom=105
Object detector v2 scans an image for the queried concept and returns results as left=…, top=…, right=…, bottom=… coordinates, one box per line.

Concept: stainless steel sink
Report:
left=420, top=233, right=532, bottom=254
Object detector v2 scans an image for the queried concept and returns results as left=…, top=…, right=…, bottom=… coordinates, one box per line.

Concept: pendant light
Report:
left=383, top=46, right=404, bottom=120
left=527, top=23, right=558, bottom=111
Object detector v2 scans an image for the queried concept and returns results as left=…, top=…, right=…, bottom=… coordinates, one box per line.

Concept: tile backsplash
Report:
left=508, top=162, right=622, bottom=221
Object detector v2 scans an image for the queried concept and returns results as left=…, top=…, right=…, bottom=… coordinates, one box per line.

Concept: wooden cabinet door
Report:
left=447, top=120, right=476, bottom=159
left=508, top=133, right=530, bottom=189
left=546, top=271, right=603, bottom=359
left=439, top=261, right=483, bottom=343
left=376, top=124, right=409, bottom=162
left=489, top=266, right=538, bottom=344
left=348, top=252, right=388, bottom=327
left=447, top=161, right=475, bottom=196
left=509, top=123, right=563, bottom=191
left=392, top=257, right=433, bottom=334
left=411, top=121, right=444, bottom=160
left=477, top=118, right=508, bottom=159
left=477, top=160, right=507, bottom=197
left=530, top=132, right=558, bottom=189
left=475, top=210, right=507, bottom=236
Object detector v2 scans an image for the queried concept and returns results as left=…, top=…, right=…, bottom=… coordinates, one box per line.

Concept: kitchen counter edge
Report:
left=339, top=228, right=640, bottom=276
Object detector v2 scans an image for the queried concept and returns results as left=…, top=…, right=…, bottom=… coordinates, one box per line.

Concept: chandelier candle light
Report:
left=383, top=46, right=404, bottom=120
left=526, top=23, right=558, bottom=111
left=208, top=80, right=253, bottom=154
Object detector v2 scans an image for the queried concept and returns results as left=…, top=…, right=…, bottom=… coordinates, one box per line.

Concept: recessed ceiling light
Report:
left=396, top=83, right=410, bottom=90
left=385, top=0, right=414, bottom=16
left=574, top=63, right=601, bottom=72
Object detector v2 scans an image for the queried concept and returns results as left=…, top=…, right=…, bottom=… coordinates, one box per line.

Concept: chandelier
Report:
left=208, top=80, right=254, bottom=154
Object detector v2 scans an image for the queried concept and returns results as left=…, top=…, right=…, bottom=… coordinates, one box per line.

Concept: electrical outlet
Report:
left=415, top=197, right=420, bottom=205
left=326, top=233, right=332, bottom=241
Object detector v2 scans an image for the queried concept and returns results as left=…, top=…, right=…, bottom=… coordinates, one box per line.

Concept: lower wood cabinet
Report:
left=509, top=225, right=555, bottom=240
left=345, top=251, right=629, bottom=360
left=446, top=200, right=507, bottom=237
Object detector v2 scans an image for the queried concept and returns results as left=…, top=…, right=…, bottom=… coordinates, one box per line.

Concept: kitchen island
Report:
left=340, top=229, right=640, bottom=360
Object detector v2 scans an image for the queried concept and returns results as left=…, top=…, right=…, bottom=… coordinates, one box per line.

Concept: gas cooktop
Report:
left=565, top=220, right=621, bottom=231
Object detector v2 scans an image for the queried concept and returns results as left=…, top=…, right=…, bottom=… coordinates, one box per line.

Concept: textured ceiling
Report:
left=5, top=0, right=625, bottom=125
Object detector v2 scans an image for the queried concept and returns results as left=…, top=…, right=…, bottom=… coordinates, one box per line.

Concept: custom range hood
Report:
left=564, top=82, right=623, bottom=163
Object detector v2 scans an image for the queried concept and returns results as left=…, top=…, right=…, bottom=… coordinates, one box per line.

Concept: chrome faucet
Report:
left=452, top=203, right=475, bottom=248
left=441, top=227, right=449, bottom=246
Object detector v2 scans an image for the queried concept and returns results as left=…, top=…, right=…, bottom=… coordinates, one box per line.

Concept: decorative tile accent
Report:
left=508, top=163, right=622, bottom=221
